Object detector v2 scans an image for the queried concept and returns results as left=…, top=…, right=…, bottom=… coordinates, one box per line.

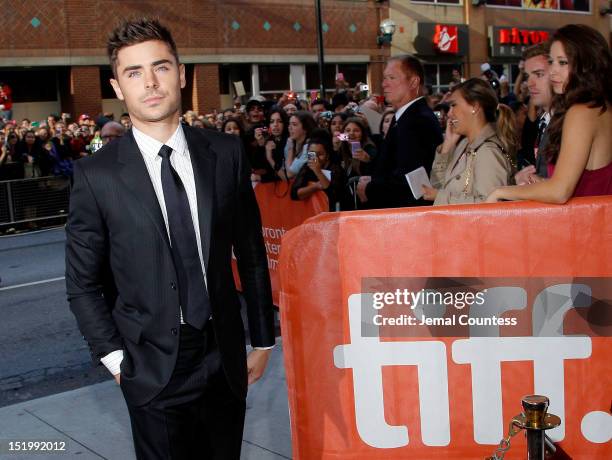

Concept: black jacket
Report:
left=366, top=97, right=443, bottom=208
left=65, top=125, right=275, bottom=406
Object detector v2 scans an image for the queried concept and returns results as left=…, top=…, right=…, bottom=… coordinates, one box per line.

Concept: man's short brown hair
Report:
left=387, top=55, right=425, bottom=86
left=107, top=18, right=179, bottom=76
left=522, top=42, right=550, bottom=61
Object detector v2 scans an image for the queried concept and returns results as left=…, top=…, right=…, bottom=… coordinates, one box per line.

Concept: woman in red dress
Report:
left=487, top=24, right=611, bottom=203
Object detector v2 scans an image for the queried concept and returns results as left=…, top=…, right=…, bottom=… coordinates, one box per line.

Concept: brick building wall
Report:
left=0, top=0, right=388, bottom=117
left=0, top=0, right=383, bottom=55
left=70, top=66, right=103, bottom=118
left=192, top=64, right=221, bottom=115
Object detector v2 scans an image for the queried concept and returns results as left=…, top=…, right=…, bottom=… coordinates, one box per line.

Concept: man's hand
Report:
left=356, top=176, right=371, bottom=203
left=247, top=349, right=272, bottom=385
left=514, top=165, right=542, bottom=185
left=114, top=373, right=120, bottom=385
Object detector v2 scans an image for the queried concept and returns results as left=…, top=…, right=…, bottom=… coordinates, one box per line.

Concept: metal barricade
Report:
left=0, top=176, right=70, bottom=228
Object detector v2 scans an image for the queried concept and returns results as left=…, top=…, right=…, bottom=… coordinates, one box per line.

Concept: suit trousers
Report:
left=125, top=322, right=246, bottom=460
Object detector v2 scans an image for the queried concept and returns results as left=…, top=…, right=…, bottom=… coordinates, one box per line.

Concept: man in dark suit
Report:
left=65, top=18, right=275, bottom=459
left=357, top=55, right=443, bottom=209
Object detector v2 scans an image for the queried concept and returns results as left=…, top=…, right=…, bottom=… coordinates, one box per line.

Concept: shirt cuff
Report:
left=253, top=346, right=275, bottom=350
left=100, top=350, right=124, bottom=376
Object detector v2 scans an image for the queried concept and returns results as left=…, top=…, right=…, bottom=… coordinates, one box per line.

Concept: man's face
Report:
left=101, top=125, right=125, bottom=145
left=382, top=60, right=418, bottom=109
left=311, top=103, right=325, bottom=115
left=110, top=40, right=185, bottom=128
left=283, top=104, right=297, bottom=116
left=248, top=105, right=264, bottom=123
left=524, top=55, right=552, bottom=109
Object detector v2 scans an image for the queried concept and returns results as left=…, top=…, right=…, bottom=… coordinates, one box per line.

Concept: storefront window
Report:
left=413, top=0, right=462, bottom=4
left=337, top=64, right=368, bottom=88
left=305, top=64, right=336, bottom=91
left=259, top=64, right=290, bottom=93
left=424, top=64, right=458, bottom=94
left=558, top=0, right=589, bottom=11
left=486, top=0, right=589, bottom=11
left=305, top=63, right=368, bottom=93
left=219, top=64, right=252, bottom=95
left=1, top=69, right=58, bottom=102
left=490, top=64, right=521, bottom=92
left=486, top=0, right=521, bottom=5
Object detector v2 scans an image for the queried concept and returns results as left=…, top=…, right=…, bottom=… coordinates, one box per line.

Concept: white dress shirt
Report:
left=101, top=124, right=271, bottom=377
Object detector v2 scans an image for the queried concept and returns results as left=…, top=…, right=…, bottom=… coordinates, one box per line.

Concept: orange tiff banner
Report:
left=233, top=181, right=328, bottom=305
left=279, top=197, right=612, bottom=459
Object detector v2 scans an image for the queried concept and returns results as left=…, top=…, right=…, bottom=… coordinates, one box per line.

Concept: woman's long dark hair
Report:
left=267, top=108, right=289, bottom=146
left=290, top=110, right=316, bottom=154
left=545, top=24, right=612, bottom=164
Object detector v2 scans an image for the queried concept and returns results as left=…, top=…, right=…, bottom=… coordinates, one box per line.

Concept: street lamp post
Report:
left=315, top=0, right=325, bottom=100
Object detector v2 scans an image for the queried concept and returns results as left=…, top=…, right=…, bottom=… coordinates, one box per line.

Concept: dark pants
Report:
left=126, top=323, right=246, bottom=460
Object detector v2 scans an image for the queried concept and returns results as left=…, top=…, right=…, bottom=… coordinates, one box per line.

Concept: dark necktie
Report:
left=534, top=117, right=547, bottom=154
left=158, top=145, right=210, bottom=329
left=388, top=116, right=397, bottom=135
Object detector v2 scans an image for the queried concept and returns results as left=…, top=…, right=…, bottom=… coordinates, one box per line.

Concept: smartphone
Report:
left=350, top=141, right=361, bottom=157
left=307, top=151, right=317, bottom=161
left=335, top=73, right=344, bottom=81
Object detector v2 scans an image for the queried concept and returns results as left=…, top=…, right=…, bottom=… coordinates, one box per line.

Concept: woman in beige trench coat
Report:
left=424, top=78, right=517, bottom=205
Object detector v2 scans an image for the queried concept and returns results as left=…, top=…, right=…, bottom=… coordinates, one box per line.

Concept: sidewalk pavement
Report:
left=0, top=339, right=291, bottom=460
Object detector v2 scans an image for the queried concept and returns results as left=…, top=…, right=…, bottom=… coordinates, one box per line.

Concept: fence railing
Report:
left=0, top=176, right=70, bottom=227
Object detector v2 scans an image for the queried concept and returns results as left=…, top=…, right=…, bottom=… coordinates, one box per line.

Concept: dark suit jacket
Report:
left=365, top=97, right=443, bottom=208
left=65, top=125, right=275, bottom=407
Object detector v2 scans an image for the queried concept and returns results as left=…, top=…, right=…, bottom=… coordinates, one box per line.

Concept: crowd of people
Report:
left=0, top=112, right=129, bottom=180
left=1, top=23, right=610, bottom=211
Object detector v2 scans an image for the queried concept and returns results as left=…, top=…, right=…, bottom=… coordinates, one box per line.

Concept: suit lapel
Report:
left=183, top=125, right=215, bottom=274
left=117, top=130, right=170, bottom=248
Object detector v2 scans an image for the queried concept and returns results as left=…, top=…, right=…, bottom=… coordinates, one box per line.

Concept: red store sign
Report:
left=433, top=24, right=459, bottom=54
left=498, top=28, right=550, bottom=46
